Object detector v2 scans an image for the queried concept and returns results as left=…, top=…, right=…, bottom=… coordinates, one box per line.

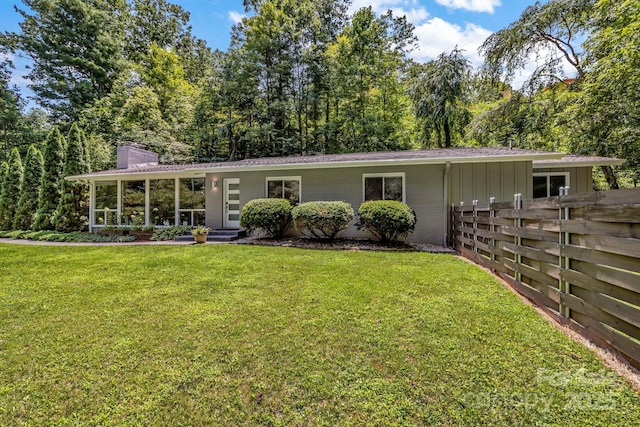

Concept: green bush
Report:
left=240, top=198, right=293, bottom=239
left=357, top=200, right=416, bottom=243
left=292, top=201, right=355, bottom=241
left=151, top=225, right=193, bottom=241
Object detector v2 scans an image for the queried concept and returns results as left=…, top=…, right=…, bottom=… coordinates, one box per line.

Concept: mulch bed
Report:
left=235, top=236, right=456, bottom=253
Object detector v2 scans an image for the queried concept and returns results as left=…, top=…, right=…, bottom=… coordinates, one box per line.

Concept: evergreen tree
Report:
left=33, top=127, right=66, bottom=230
left=13, top=145, right=44, bottom=230
left=0, top=161, right=8, bottom=225
left=51, top=123, right=90, bottom=231
left=0, top=148, right=23, bottom=230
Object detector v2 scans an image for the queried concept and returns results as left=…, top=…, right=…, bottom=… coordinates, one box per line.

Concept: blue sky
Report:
left=0, top=0, right=540, bottom=107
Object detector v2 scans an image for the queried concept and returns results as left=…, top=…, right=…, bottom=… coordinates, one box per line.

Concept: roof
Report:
left=69, top=147, right=567, bottom=180
left=533, top=154, right=625, bottom=168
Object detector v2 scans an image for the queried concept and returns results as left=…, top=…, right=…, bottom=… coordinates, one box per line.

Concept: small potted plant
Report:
left=191, top=225, right=210, bottom=244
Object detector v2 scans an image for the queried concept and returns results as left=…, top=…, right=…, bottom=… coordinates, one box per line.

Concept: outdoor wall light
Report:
left=212, top=179, right=218, bottom=189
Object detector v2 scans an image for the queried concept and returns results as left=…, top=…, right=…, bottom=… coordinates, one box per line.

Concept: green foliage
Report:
left=240, top=198, right=293, bottom=238
left=0, top=229, right=135, bottom=242
left=479, top=0, right=591, bottom=88
left=13, top=145, right=44, bottom=230
left=33, top=127, right=66, bottom=231
left=0, top=148, right=23, bottom=230
left=292, top=201, right=355, bottom=240
left=150, top=225, right=193, bottom=241
left=11, top=0, right=126, bottom=122
left=564, top=0, right=640, bottom=187
left=411, top=48, right=471, bottom=148
left=51, top=124, right=90, bottom=232
left=357, top=200, right=416, bottom=243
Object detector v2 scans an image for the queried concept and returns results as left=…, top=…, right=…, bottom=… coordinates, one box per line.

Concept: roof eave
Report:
left=67, top=152, right=563, bottom=180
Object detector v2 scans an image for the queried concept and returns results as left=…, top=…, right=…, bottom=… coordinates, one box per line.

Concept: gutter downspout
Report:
left=443, top=161, right=451, bottom=247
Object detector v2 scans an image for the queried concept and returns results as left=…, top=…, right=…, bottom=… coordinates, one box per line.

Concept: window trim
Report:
left=265, top=176, right=302, bottom=203
left=362, top=172, right=406, bottom=203
left=533, top=172, right=570, bottom=198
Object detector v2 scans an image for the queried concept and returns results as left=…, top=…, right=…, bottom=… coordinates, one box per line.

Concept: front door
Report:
left=224, top=178, right=241, bottom=228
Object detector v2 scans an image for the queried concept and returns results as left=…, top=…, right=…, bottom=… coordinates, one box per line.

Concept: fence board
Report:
left=571, top=260, right=640, bottom=295
left=582, top=205, right=640, bottom=223
left=562, top=268, right=640, bottom=308
left=561, top=219, right=640, bottom=239
left=571, top=286, right=640, bottom=331
left=561, top=244, right=640, bottom=274
left=570, top=234, right=640, bottom=259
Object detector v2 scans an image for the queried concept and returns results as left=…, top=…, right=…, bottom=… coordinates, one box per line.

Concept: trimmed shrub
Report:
left=151, top=225, right=192, bottom=241
left=292, top=201, right=355, bottom=241
left=357, top=200, right=416, bottom=243
left=33, top=127, right=65, bottom=231
left=240, top=198, right=293, bottom=239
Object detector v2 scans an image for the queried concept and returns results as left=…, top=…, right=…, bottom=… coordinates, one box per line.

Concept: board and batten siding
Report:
left=532, top=166, right=594, bottom=194
left=207, top=164, right=446, bottom=244
left=449, top=161, right=533, bottom=206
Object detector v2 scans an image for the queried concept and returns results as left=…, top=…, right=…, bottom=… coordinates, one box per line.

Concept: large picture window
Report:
left=179, top=178, right=205, bottom=226
left=150, top=179, right=175, bottom=226
left=363, top=173, right=404, bottom=202
left=94, top=181, right=117, bottom=226
left=266, top=177, right=301, bottom=204
left=121, top=180, right=146, bottom=226
left=533, top=173, right=569, bottom=198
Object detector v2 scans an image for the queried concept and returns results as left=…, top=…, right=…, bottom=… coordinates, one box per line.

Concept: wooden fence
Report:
left=451, top=188, right=640, bottom=369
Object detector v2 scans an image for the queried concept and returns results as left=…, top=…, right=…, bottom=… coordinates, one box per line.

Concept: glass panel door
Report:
left=224, top=178, right=241, bottom=228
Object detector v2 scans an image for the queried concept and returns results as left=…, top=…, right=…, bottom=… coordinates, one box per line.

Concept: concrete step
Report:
left=175, top=229, right=246, bottom=242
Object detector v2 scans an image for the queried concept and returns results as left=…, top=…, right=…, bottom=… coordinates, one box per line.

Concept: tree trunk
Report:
left=444, top=120, right=451, bottom=148
left=601, top=165, right=619, bottom=190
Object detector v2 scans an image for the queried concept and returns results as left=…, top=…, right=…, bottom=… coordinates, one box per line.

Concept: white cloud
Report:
left=228, top=10, right=246, bottom=24
left=434, top=0, right=501, bottom=14
left=411, top=17, right=492, bottom=68
left=349, top=0, right=429, bottom=21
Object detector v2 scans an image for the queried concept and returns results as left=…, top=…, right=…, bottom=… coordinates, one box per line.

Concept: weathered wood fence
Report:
left=451, top=188, right=640, bottom=369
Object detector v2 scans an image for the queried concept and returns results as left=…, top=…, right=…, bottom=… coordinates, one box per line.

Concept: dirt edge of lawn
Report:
left=455, top=255, right=640, bottom=393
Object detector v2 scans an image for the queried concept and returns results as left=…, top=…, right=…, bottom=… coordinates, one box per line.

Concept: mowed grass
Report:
left=0, top=244, right=638, bottom=426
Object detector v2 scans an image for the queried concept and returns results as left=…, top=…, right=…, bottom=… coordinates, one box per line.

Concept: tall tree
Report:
left=10, top=0, right=126, bottom=122
left=479, top=0, right=592, bottom=89
left=33, top=127, right=65, bottom=230
left=0, top=147, right=23, bottom=230
left=564, top=0, right=640, bottom=188
left=0, top=161, right=7, bottom=225
left=13, top=144, right=44, bottom=230
left=51, top=123, right=90, bottom=231
left=411, top=49, right=471, bottom=148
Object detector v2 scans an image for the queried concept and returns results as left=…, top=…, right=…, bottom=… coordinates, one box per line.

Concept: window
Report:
left=121, top=180, right=146, bottom=226
left=533, top=173, right=569, bottom=198
left=149, top=179, right=175, bottom=226
left=266, top=177, right=301, bottom=204
left=94, top=181, right=117, bottom=226
left=363, top=173, right=405, bottom=202
left=179, top=178, right=206, bottom=226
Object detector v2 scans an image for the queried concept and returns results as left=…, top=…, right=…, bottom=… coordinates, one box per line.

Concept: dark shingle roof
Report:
left=70, top=147, right=566, bottom=179
left=533, top=154, right=625, bottom=167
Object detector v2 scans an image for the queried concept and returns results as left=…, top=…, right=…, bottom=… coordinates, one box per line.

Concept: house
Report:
left=69, top=146, right=623, bottom=244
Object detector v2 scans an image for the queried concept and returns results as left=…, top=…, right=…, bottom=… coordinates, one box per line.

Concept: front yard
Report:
left=0, top=244, right=637, bottom=425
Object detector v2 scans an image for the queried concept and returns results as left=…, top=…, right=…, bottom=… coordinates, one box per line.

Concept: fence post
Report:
left=489, top=197, right=496, bottom=267
left=558, top=186, right=571, bottom=318
left=514, top=194, right=522, bottom=283
left=472, top=200, right=478, bottom=255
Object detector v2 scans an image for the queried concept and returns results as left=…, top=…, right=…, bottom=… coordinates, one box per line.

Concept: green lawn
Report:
left=0, top=244, right=637, bottom=426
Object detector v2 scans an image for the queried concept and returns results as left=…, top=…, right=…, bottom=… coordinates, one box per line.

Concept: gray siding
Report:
left=450, top=161, right=532, bottom=206
left=207, top=164, right=447, bottom=244
left=532, top=166, right=594, bottom=194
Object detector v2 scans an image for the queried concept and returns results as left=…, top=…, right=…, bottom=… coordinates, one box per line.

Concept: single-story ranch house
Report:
left=69, top=146, right=623, bottom=244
